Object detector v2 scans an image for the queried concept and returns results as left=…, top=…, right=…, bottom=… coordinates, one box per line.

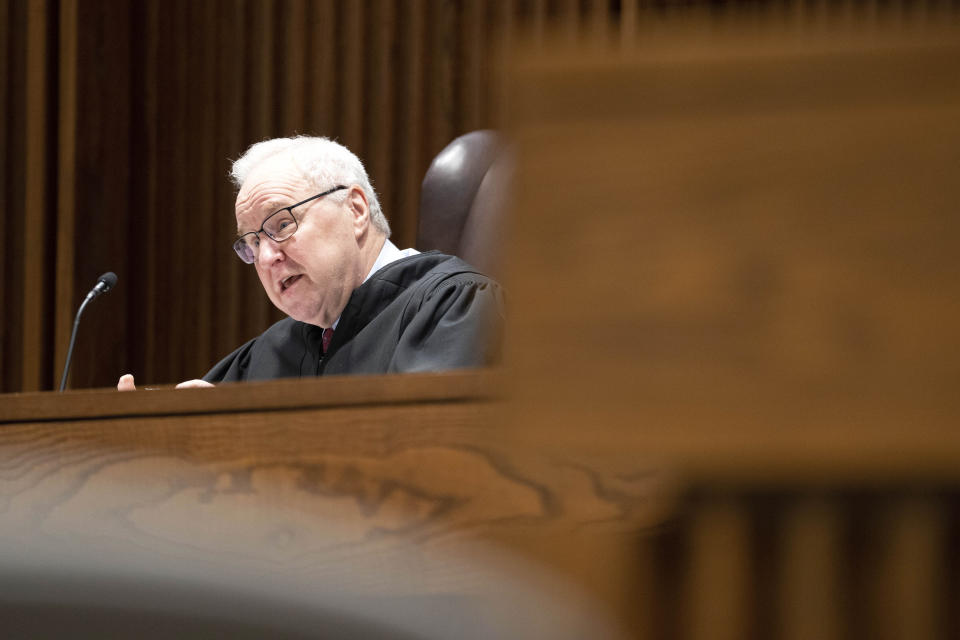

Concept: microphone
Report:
left=89, top=271, right=117, bottom=299
left=59, top=272, right=118, bottom=392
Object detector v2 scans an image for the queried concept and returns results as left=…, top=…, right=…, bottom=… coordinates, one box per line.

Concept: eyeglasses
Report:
left=232, top=185, right=348, bottom=264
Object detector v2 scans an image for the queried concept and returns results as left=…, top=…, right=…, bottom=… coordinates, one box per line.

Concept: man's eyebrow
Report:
left=235, top=199, right=288, bottom=237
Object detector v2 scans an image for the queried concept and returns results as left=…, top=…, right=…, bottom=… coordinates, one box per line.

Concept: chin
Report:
left=285, top=304, right=327, bottom=328
left=285, top=309, right=313, bottom=324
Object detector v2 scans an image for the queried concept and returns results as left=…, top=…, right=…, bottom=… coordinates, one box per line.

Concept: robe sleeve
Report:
left=202, top=338, right=256, bottom=383
left=388, top=274, right=505, bottom=373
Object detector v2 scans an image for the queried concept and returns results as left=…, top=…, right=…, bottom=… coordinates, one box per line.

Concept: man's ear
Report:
left=347, top=186, right=370, bottom=238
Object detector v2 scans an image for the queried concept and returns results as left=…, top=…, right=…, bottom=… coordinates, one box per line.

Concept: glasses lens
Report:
left=265, top=211, right=298, bottom=241
left=233, top=236, right=256, bottom=264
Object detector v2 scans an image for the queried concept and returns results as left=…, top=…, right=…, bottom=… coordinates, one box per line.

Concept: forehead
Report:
left=235, top=155, right=311, bottom=223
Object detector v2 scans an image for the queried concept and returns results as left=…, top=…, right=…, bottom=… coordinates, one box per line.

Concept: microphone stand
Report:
left=59, top=272, right=117, bottom=392
left=59, top=295, right=95, bottom=392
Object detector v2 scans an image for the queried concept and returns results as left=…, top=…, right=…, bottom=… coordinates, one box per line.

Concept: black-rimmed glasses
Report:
left=232, top=185, right=348, bottom=264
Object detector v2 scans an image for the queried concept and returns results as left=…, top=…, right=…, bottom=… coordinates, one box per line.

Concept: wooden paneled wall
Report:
left=635, top=488, right=960, bottom=640
left=2, top=0, right=958, bottom=393
left=3, top=0, right=516, bottom=392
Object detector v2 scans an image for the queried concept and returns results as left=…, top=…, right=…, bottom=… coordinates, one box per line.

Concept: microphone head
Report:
left=97, top=272, right=118, bottom=292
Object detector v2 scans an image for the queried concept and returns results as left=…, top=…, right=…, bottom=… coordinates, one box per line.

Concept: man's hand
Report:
left=175, top=379, right=215, bottom=389
left=117, top=374, right=214, bottom=390
left=117, top=374, right=137, bottom=391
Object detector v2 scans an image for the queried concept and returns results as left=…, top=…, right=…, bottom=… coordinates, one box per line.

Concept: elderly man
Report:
left=118, top=136, right=503, bottom=390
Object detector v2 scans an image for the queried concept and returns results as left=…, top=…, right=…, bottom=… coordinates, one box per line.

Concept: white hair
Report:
left=230, top=136, right=390, bottom=236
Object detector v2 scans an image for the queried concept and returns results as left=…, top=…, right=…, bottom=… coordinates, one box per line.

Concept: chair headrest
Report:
left=418, top=130, right=504, bottom=257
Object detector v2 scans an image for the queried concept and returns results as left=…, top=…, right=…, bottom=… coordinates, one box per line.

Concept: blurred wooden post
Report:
left=873, top=497, right=945, bottom=640
left=779, top=498, right=843, bottom=640
left=504, top=23, right=960, bottom=639
left=685, top=497, right=751, bottom=640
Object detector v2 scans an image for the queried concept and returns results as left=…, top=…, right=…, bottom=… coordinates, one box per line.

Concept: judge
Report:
left=118, top=136, right=503, bottom=390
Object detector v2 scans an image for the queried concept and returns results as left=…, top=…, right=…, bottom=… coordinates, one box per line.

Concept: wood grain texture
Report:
left=0, top=370, right=501, bottom=423
left=0, top=372, right=653, bottom=638
left=7, top=381, right=960, bottom=638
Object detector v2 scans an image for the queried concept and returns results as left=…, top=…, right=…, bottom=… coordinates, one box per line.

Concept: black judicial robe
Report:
left=202, top=252, right=504, bottom=382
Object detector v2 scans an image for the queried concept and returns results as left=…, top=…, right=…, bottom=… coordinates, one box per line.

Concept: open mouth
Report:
left=280, top=274, right=302, bottom=292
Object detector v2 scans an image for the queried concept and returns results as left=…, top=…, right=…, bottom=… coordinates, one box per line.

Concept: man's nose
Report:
left=256, top=235, right=285, bottom=266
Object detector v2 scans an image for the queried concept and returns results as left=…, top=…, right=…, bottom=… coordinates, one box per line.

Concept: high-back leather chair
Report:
left=417, top=130, right=509, bottom=279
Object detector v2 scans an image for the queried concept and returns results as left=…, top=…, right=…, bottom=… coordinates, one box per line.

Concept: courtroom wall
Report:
left=3, top=0, right=516, bottom=391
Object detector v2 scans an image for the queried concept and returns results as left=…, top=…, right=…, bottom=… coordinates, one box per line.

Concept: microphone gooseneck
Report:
left=59, top=272, right=118, bottom=392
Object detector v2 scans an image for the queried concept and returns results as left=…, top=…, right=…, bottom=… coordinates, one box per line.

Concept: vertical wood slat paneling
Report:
left=246, top=0, right=277, bottom=340
left=53, top=0, right=76, bottom=390
left=586, top=0, right=609, bottom=44
left=194, top=0, right=219, bottom=374
left=685, top=499, right=751, bottom=640
left=3, top=0, right=29, bottom=393
left=652, top=491, right=957, bottom=640
left=214, top=0, right=245, bottom=362
left=368, top=0, right=396, bottom=240
left=620, top=0, right=637, bottom=48
left=556, top=0, right=579, bottom=43
left=341, top=0, right=364, bottom=153
left=170, top=0, right=190, bottom=384
left=72, top=0, right=133, bottom=391
left=184, top=0, right=212, bottom=377
left=21, top=0, right=48, bottom=392
left=0, top=0, right=12, bottom=391
left=240, top=0, right=270, bottom=357
left=488, top=0, right=514, bottom=128
left=250, top=0, right=275, bottom=143
left=426, top=0, right=455, bottom=161
left=528, top=0, right=546, bottom=48
left=141, top=0, right=160, bottom=383
left=396, top=0, right=425, bottom=249
left=307, top=0, right=336, bottom=139
left=281, top=0, right=307, bottom=134
left=872, top=499, right=945, bottom=640
left=459, top=0, right=484, bottom=134
left=779, top=499, right=843, bottom=640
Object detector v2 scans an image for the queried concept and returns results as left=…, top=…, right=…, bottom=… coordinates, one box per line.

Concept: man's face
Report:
left=235, top=155, right=367, bottom=328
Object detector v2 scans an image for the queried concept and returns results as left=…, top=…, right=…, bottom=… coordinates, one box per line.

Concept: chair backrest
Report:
left=417, top=130, right=509, bottom=278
